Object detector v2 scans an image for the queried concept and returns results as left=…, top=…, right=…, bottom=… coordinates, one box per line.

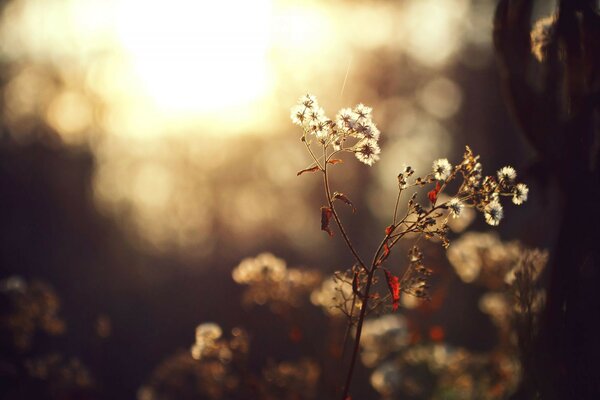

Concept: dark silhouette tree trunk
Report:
left=494, top=0, right=600, bottom=398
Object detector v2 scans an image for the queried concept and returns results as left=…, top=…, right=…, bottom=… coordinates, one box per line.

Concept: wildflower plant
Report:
left=290, top=94, right=529, bottom=399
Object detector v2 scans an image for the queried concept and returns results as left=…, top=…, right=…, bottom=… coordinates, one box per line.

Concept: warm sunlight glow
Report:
left=115, top=0, right=272, bottom=115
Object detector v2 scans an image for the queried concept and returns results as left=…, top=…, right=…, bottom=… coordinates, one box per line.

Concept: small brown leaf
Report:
left=351, top=272, right=364, bottom=299
left=320, top=206, right=334, bottom=237
left=332, top=192, right=356, bottom=212
left=328, top=159, right=343, bottom=165
left=297, top=165, right=320, bottom=176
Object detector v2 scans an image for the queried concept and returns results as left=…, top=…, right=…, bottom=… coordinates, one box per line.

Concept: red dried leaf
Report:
left=320, top=206, right=334, bottom=237
left=428, top=182, right=441, bottom=204
left=332, top=192, right=356, bottom=212
left=385, top=224, right=395, bottom=236
left=297, top=165, right=320, bottom=176
left=376, top=242, right=391, bottom=266
left=328, top=159, right=343, bottom=165
left=384, top=269, right=400, bottom=311
left=382, top=243, right=390, bottom=260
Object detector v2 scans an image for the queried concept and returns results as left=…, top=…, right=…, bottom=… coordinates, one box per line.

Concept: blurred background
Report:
left=0, top=0, right=561, bottom=399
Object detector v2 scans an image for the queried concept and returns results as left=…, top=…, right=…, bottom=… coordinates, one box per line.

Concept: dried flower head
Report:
left=484, top=200, right=504, bottom=226
left=497, top=166, right=517, bottom=182
left=336, top=107, right=355, bottom=133
left=300, top=94, right=318, bottom=108
left=432, top=158, right=452, bottom=181
left=353, top=120, right=380, bottom=141
left=291, top=94, right=381, bottom=167
left=354, top=139, right=381, bottom=166
left=447, top=198, right=464, bottom=218
left=512, top=183, right=529, bottom=205
left=353, top=103, right=372, bottom=120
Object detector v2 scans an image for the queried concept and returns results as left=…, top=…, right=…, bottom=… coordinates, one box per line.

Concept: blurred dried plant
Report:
left=140, top=325, right=251, bottom=400
left=232, top=253, right=321, bottom=312
left=0, top=276, right=94, bottom=399
left=0, top=276, right=65, bottom=351
left=141, top=322, right=320, bottom=400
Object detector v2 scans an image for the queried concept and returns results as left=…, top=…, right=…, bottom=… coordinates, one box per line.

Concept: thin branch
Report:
left=323, top=145, right=368, bottom=272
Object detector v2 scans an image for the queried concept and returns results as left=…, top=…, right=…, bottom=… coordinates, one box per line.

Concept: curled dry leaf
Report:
left=428, top=182, right=441, bottom=204
left=385, top=224, right=394, bottom=235
left=384, top=269, right=400, bottom=311
left=351, top=271, right=363, bottom=299
left=320, top=206, right=334, bottom=237
left=297, top=165, right=320, bottom=176
left=377, top=243, right=391, bottom=265
left=332, top=192, right=356, bottom=212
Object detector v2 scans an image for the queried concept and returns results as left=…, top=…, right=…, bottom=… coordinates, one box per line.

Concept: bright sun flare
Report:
left=115, top=0, right=272, bottom=115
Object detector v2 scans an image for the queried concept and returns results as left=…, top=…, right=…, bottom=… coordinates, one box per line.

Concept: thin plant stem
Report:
left=393, top=188, right=403, bottom=225
left=338, top=292, right=357, bottom=383
left=340, top=216, right=399, bottom=399
left=340, top=267, right=375, bottom=400
left=322, top=145, right=368, bottom=272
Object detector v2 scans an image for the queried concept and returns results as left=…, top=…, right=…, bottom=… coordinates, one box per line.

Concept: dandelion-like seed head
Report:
left=355, top=139, right=381, bottom=166
left=354, top=121, right=380, bottom=141
left=484, top=200, right=504, bottom=226
left=312, top=119, right=331, bottom=140
left=432, top=158, right=452, bottom=181
left=447, top=198, right=464, bottom=218
left=291, top=94, right=320, bottom=127
left=497, top=166, right=517, bottom=182
left=512, top=183, right=529, bottom=205
left=307, top=106, right=326, bottom=124
left=299, top=94, right=318, bottom=109
left=290, top=105, right=307, bottom=126
left=353, top=103, right=372, bottom=121
left=336, top=108, right=354, bottom=132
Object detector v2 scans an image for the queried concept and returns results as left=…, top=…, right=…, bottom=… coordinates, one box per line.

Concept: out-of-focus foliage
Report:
left=232, top=253, right=321, bottom=311
left=0, top=276, right=95, bottom=399
left=0, top=276, right=65, bottom=351
left=139, top=323, right=320, bottom=400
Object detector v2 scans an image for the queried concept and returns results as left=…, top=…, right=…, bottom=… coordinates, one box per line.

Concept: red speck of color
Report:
left=289, top=327, right=303, bottom=343
left=429, top=325, right=445, bottom=342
